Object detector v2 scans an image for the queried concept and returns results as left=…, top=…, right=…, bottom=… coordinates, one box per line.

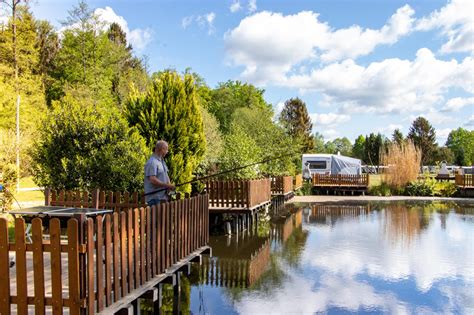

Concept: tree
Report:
left=232, top=106, right=298, bottom=175
left=313, top=132, right=325, bottom=153
left=352, top=135, right=365, bottom=161
left=329, top=137, right=352, bottom=156
left=365, top=133, right=385, bottom=166
left=218, top=124, right=261, bottom=179
left=278, top=97, right=314, bottom=152
left=125, top=70, right=206, bottom=193
left=31, top=93, right=148, bottom=191
left=432, top=146, right=455, bottom=164
left=407, top=117, right=437, bottom=165
left=392, top=129, right=404, bottom=146
left=446, top=128, right=474, bottom=165
left=207, top=80, right=270, bottom=134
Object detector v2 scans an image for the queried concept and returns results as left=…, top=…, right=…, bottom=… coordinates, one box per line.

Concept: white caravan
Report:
left=302, top=154, right=362, bottom=179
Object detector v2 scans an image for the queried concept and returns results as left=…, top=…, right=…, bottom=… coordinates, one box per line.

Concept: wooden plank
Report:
left=120, top=212, right=127, bottom=298
left=87, top=218, right=95, bottom=315
left=127, top=210, right=134, bottom=291
left=113, top=213, right=120, bottom=302
left=50, top=218, right=63, bottom=315
left=68, top=219, right=81, bottom=315
left=104, top=215, right=112, bottom=306
left=0, top=219, right=11, bottom=315
left=134, top=209, right=140, bottom=288
left=146, top=206, right=151, bottom=281
left=151, top=205, right=157, bottom=277
left=96, top=215, right=104, bottom=312
left=140, top=208, right=146, bottom=285
left=32, top=218, right=45, bottom=315
left=14, top=218, right=28, bottom=314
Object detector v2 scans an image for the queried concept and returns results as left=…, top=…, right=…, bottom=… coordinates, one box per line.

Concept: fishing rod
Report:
left=143, top=151, right=299, bottom=196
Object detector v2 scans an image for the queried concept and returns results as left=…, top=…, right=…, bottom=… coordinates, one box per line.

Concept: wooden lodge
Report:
left=312, top=173, right=369, bottom=195
left=455, top=174, right=474, bottom=197
left=1, top=189, right=210, bottom=315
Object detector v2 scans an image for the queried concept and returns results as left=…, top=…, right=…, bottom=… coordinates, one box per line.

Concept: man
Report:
left=144, top=140, right=176, bottom=206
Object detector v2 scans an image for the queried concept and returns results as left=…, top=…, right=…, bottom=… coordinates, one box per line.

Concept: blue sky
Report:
left=26, top=0, right=473, bottom=144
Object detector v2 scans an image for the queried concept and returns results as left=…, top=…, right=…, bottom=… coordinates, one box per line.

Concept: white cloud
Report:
left=225, top=5, right=415, bottom=84
left=465, top=115, right=474, bottom=127
left=441, top=96, right=474, bottom=112
left=95, top=7, right=152, bottom=51
left=416, top=0, right=474, bottom=54
left=377, top=124, right=403, bottom=136
left=310, top=113, right=350, bottom=126
left=182, top=12, right=216, bottom=35
left=437, top=128, right=452, bottom=142
left=284, top=49, right=474, bottom=114
left=230, top=0, right=242, bottom=13
left=274, top=101, right=285, bottom=119
left=319, top=128, right=338, bottom=141
left=248, top=0, right=257, bottom=13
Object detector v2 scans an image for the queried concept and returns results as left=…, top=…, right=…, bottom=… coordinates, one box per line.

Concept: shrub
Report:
left=381, top=140, right=421, bottom=190
left=405, top=178, right=437, bottom=196
left=369, top=182, right=394, bottom=196
left=0, top=163, right=18, bottom=212
left=434, top=181, right=458, bottom=197
left=32, top=94, right=148, bottom=191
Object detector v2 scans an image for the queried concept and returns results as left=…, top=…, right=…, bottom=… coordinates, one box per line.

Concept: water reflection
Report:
left=189, top=201, right=474, bottom=314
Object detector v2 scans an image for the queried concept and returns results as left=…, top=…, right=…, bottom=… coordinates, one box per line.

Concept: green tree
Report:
left=125, top=70, right=206, bottom=193
left=232, top=106, right=298, bottom=175
left=208, top=80, right=270, bottom=134
left=365, top=133, right=385, bottom=166
left=446, top=128, right=474, bottom=165
left=313, top=132, right=325, bottom=153
left=352, top=135, right=366, bottom=161
left=218, top=124, right=261, bottom=179
left=278, top=97, right=314, bottom=152
left=31, top=93, right=148, bottom=191
left=407, top=117, right=437, bottom=165
left=392, top=129, right=404, bottom=146
left=329, top=137, right=352, bottom=156
left=432, top=146, right=455, bottom=164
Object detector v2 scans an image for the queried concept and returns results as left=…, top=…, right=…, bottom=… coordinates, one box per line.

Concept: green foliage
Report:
left=365, top=133, right=386, bottom=165
left=369, top=182, right=394, bottom=196
left=197, top=106, right=223, bottom=174
left=0, top=163, right=18, bottom=212
left=296, top=181, right=313, bottom=196
left=232, top=106, right=298, bottom=176
left=125, top=70, right=206, bottom=193
left=404, top=178, right=457, bottom=197
left=446, top=127, right=474, bottom=165
left=208, top=80, right=271, bottom=134
left=432, top=146, right=455, bottom=164
left=218, top=124, right=261, bottom=179
left=313, top=132, right=325, bottom=153
left=407, top=117, right=437, bottom=165
left=279, top=97, right=314, bottom=152
left=392, top=128, right=404, bottom=146
left=31, top=93, right=148, bottom=191
left=325, top=137, right=352, bottom=156
left=352, top=135, right=366, bottom=161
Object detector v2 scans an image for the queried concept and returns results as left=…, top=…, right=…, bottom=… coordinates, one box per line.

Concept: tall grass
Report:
left=381, top=140, right=421, bottom=190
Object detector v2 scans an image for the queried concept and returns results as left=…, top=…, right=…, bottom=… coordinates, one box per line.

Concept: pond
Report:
left=183, top=201, right=473, bottom=314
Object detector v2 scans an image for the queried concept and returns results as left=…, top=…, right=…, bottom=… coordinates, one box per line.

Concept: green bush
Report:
left=296, top=181, right=313, bottom=196
left=403, top=178, right=457, bottom=197
left=369, top=182, right=394, bottom=196
left=434, top=181, right=458, bottom=197
left=32, top=94, right=148, bottom=191
left=0, top=163, right=18, bottom=212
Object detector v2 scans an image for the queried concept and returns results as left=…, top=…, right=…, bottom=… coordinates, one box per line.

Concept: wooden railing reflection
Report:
left=198, top=240, right=270, bottom=288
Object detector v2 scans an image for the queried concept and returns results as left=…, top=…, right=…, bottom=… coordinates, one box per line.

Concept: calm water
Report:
left=186, top=201, right=474, bottom=314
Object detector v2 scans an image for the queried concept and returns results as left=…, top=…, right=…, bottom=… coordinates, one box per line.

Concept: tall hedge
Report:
left=32, top=94, right=148, bottom=191
left=125, top=70, right=206, bottom=193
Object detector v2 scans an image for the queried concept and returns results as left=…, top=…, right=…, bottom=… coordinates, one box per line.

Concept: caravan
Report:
left=302, top=154, right=362, bottom=179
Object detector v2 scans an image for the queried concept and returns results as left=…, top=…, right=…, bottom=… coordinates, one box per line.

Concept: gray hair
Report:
left=155, top=140, right=168, bottom=151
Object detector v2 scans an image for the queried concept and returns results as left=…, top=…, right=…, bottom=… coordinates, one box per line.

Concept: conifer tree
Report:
left=279, top=97, right=314, bottom=152
left=407, top=117, right=437, bottom=165
left=125, top=70, right=206, bottom=193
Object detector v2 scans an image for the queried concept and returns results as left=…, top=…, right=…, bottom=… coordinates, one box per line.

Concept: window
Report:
left=308, top=161, right=327, bottom=170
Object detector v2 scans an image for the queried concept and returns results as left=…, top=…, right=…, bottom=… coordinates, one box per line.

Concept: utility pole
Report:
left=1, top=0, right=23, bottom=191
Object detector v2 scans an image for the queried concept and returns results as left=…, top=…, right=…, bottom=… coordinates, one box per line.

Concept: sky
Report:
left=23, top=0, right=474, bottom=144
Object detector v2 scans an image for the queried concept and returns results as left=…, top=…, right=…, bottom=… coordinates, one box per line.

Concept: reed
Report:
left=381, top=140, right=421, bottom=190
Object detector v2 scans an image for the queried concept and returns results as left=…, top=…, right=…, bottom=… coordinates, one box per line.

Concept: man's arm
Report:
left=148, top=175, right=176, bottom=190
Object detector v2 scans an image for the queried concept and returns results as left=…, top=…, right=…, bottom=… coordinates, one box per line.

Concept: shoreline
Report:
left=290, top=195, right=474, bottom=203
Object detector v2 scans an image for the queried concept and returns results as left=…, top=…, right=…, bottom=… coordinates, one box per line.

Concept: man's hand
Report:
left=167, top=184, right=176, bottom=191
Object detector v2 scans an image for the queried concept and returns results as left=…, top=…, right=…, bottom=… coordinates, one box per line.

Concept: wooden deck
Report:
left=312, top=174, right=369, bottom=194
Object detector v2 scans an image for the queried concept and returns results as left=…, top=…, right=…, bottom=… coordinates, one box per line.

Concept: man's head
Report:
left=154, top=140, right=169, bottom=157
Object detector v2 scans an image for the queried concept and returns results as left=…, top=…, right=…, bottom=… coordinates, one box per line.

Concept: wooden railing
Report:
left=312, top=174, right=369, bottom=187
left=455, top=174, right=473, bottom=187
left=46, top=188, right=147, bottom=211
left=1, top=194, right=209, bottom=314
left=271, top=176, right=294, bottom=195
left=205, top=179, right=271, bottom=209
left=294, top=174, right=303, bottom=190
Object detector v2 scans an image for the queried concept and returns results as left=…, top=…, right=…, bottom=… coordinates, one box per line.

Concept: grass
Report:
left=12, top=176, right=44, bottom=203
left=369, top=174, right=382, bottom=187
